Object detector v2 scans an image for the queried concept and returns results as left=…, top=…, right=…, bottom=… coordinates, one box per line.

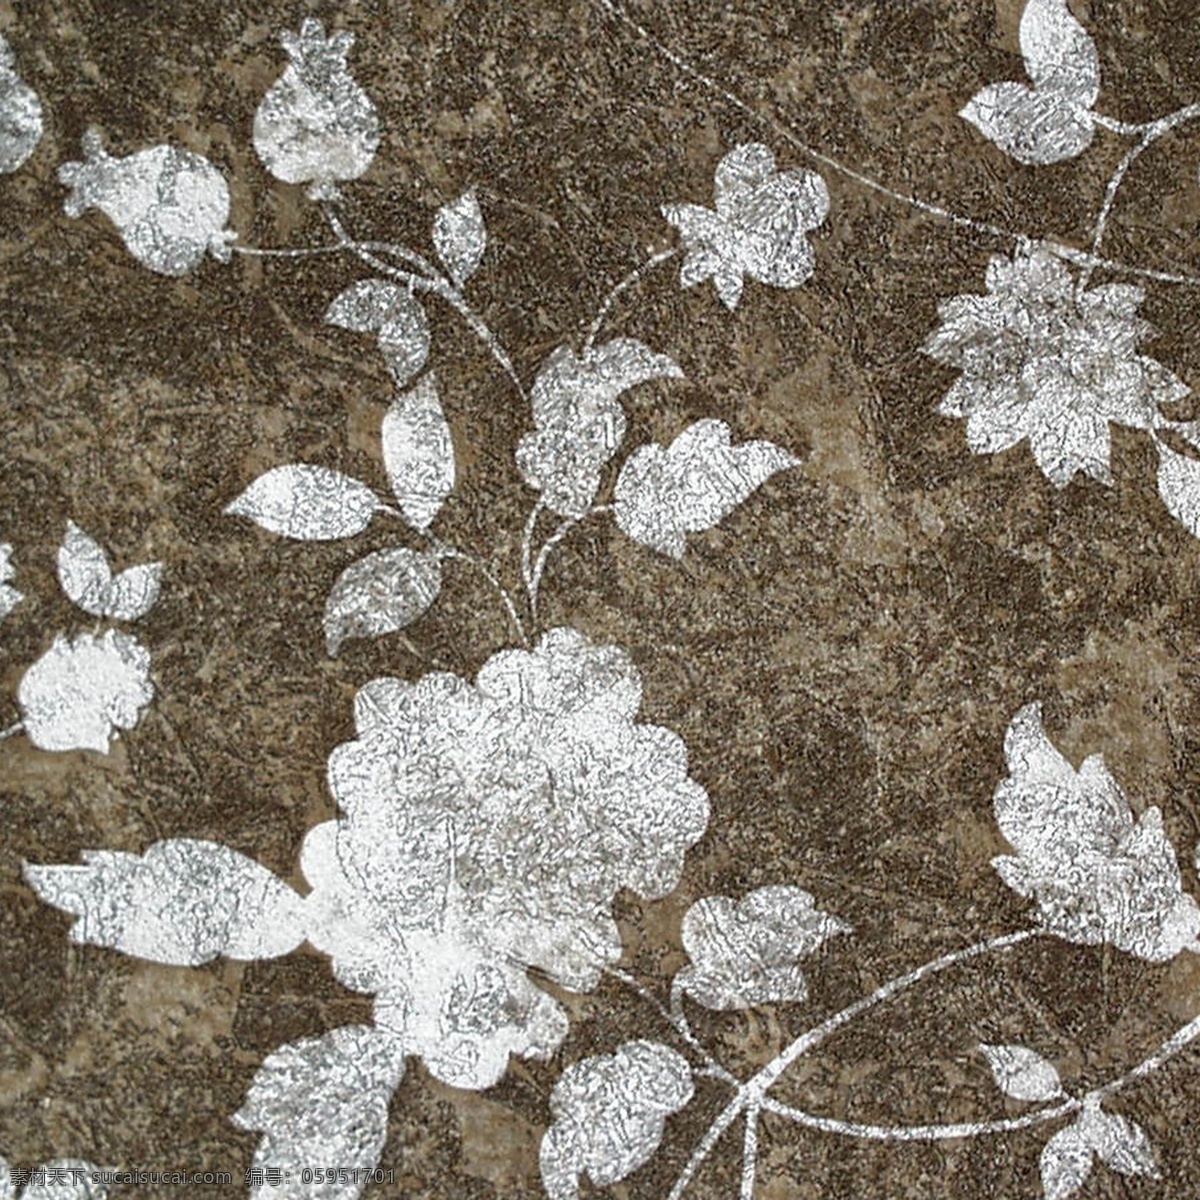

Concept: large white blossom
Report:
left=302, top=626, right=711, bottom=1089
left=924, top=247, right=1188, bottom=487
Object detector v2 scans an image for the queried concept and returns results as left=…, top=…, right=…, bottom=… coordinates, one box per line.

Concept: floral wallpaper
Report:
left=4, top=1, right=1200, bottom=1198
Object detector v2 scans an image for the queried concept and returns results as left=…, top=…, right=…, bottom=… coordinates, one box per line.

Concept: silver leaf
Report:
left=226, top=465, right=381, bottom=541
left=23, top=838, right=307, bottom=965
left=540, top=1041, right=694, bottom=1200
left=381, top=374, right=455, bottom=531
left=56, top=521, right=162, bottom=621
left=979, top=1043, right=1064, bottom=1102
left=1157, top=441, right=1200, bottom=537
left=232, top=1025, right=406, bottom=1200
left=432, top=190, right=486, bottom=287
left=614, top=419, right=798, bottom=557
left=1020, top=0, right=1100, bottom=105
left=0, top=33, right=43, bottom=174
left=323, top=547, right=442, bottom=656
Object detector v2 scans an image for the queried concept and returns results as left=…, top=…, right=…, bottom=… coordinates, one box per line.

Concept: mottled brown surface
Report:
left=3, top=0, right=1200, bottom=1196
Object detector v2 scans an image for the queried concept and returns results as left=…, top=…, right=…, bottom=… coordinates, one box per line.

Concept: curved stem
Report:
left=760, top=1096, right=1079, bottom=1143
left=435, top=545, right=529, bottom=648
left=232, top=242, right=349, bottom=259
left=520, top=498, right=545, bottom=600
left=1094, top=1008, right=1200, bottom=1100
left=1080, top=103, right=1200, bottom=290
left=583, top=247, right=679, bottom=354
left=665, top=930, right=1039, bottom=1199
left=320, top=203, right=529, bottom=403
left=0, top=721, right=23, bottom=741
left=740, top=1104, right=760, bottom=1200
left=606, top=967, right=737, bottom=1085
left=595, top=0, right=1200, bottom=289
left=750, top=930, right=1040, bottom=1097
left=527, top=505, right=612, bottom=627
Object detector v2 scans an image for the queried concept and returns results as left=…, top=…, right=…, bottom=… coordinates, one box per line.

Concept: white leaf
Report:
left=960, top=82, right=1094, bottom=165
left=326, top=280, right=430, bottom=388
left=540, top=1041, right=694, bottom=1200
left=1090, top=1110, right=1159, bottom=1179
left=23, top=838, right=307, bottom=966
left=226, top=465, right=381, bottom=541
left=381, top=375, right=455, bottom=531
left=325, top=279, right=403, bottom=332
left=56, top=522, right=162, bottom=621
left=0, top=33, right=44, bottom=175
left=432, top=190, right=486, bottom=287
left=1157, top=441, right=1200, bottom=536
left=1040, top=1121, right=1095, bottom=1200
left=1020, top=0, right=1101, bottom=105
left=979, top=1043, right=1063, bottom=1102
left=614, top=419, right=798, bottom=558
left=232, top=1025, right=406, bottom=1200
left=992, top=703, right=1200, bottom=960
left=676, top=886, right=850, bottom=1010
left=323, top=547, right=442, bottom=655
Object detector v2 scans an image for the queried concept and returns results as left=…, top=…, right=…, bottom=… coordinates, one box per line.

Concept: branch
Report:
left=582, top=247, right=678, bottom=354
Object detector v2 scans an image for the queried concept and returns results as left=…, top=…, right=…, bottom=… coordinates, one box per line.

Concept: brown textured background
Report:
left=4, top=0, right=1200, bottom=1195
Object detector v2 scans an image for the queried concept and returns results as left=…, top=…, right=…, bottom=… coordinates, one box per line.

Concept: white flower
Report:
left=17, top=631, right=154, bottom=753
left=924, top=247, right=1188, bottom=487
left=301, top=627, right=710, bottom=1090
left=59, top=131, right=235, bottom=276
left=662, top=142, right=829, bottom=310
left=0, top=543, right=21, bottom=622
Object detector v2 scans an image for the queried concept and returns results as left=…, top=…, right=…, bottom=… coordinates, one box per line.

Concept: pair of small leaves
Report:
left=675, top=885, right=850, bottom=1010
left=1041, top=1102, right=1158, bottom=1199
left=57, top=522, right=162, bottom=621
left=962, top=0, right=1101, bottom=165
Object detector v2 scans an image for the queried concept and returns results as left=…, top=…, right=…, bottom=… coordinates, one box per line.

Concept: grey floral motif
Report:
left=0, top=543, right=21, bottom=623
left=253, top=18, right=380, bottom=199
left=614, top=419, right=797, bottom=558
left=1040, top=1100, right=1158, bottom=1200
left=539, top=1041, right=694, bottom=1200
left=675, top=886, right=850, bottom=1010
left=231, top=1025, right=406, bottom=1197
left=516, top=339, right=682, bottom=518
left=0, top=33, right=43, bottom=174
left=662, top=142, right=829, bottom=310
left=304, top=627, right=710, bottom=1089
left=58, top=131, right=235, bottom=276
left=961, top=0, right=1101, bottom=165
left=924, top=247, right=1188, bottom=487
left=992, top=703, right=1200, bottom=961
left=17, top=631, right=153, bottom=754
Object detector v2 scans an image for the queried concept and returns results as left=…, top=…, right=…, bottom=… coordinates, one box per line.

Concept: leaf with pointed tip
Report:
left=979, top=1043, right=1063, bottom=1102
left=325, top=279, right=403, bottom=332
left=432, top=190, right=486, bottom=286
left=614, top=419, right=797, bottom=557
left=381, top=375, right=455, bottom=531
left=1157, top=441, right=1200, bottom=537
left=326, top=280, right=431, bottom=388
left=960, top=82, right=1094, bottom=165
left=233, top=1025, right=406, bottom=1200
left=23, top=839, right=307, bottom=966
left=1090, top=1110, right=1159, bottom=1179
left=226, top=465, right=381, bottom=541
left=1040, top=1121, right=1094, bottom=1200
left=1020, top=0, right=1100, bottom=105
left=57, top=521, right=162, bottom=621
left=323, top=547, right=442, bottom=656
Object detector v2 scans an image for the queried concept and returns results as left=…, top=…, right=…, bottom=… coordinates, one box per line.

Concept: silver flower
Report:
left=662, top=142, right=829, bottom=310
left=18, top=631, right=154, bottom=753
left=924, top=247, right=1188, bottom=487
left=301, top=627, right=710, bottom=1090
